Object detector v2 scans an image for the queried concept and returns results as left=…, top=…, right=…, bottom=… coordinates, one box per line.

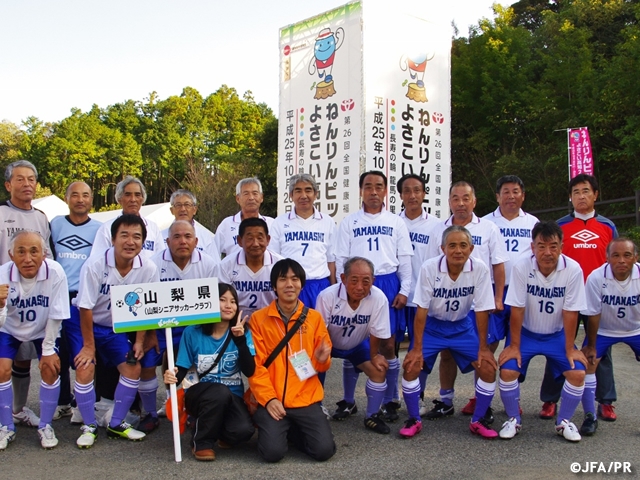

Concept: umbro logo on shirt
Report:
left=571, top=229, right=600, bottom=244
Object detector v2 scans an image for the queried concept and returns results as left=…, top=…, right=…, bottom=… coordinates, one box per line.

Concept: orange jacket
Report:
left=248, top=300, right=332, bottom=409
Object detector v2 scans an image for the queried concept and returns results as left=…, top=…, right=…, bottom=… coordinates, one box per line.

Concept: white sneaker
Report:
left=53, top=404, right=72, bottom=421
left=0, top=425, right=16, bottom=450
left=70, top=406, right=84, bottom=425
left=38, top=424, right=59, bottom=449
left=499, top=417, right=521, bottom=439
left=555, top=419, right=581, bottom=442
left=418, top=399, right=429, bottom=417
left=76, top=424, right=98, bottom=448
left=13, top=406, right=40, bottom=427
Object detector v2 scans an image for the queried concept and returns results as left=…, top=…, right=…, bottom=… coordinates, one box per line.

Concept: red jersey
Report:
left=557, top=212, right=618, bottom=282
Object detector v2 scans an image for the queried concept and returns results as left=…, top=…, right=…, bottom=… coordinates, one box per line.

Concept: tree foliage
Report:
left=452, top=0, right=640, bottom=226
left=0, top=86, right=277, bottom=231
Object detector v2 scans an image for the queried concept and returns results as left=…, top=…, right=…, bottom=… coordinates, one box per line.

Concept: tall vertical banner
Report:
left=568, top=127, right=594, bottom=179
left=279, top=1, right=451, bottom=222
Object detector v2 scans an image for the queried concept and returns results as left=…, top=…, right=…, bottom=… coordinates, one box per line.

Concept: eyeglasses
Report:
left=172, top=202, right=195, bottom=209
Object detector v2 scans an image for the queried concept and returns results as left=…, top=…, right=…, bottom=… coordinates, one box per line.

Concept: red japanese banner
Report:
left=568, top=127, right=594, bottom=178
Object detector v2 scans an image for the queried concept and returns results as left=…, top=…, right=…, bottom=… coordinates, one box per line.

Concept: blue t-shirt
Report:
left=176, top=325, right=255, bottom=398
left=50, top=215, right=102, bottom=292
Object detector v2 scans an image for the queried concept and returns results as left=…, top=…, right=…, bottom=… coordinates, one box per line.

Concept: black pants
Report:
left=540, top=314, right=616, bottom=403
left=254, top=402, right=336, bottom=463
left=185, top=382, right=254, bottom=451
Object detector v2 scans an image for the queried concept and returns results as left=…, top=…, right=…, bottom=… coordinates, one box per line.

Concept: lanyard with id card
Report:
left=289, top=349, right=317, bottom=381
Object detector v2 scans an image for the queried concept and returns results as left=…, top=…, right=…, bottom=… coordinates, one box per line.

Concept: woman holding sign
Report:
left=164, top=283, right=255, bottom=461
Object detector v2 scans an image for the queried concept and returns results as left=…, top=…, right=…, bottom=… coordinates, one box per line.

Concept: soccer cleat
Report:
left=399, top=418, right=423, bottom=438
left=539, top=401, right=557, bottom=419
left=70, top=406, right=83, bottom=425
left=580, top=413, right=598, bottom=436
left=364, top=413, right=390, bottom=434
left=13, top=406, right=40, bottom=427
left=53, top=404, right=72, bottom=421
left=193, top=448, right=215, bottom=461
left=483, top=407, right=495, bottom=425
left=469, top=419, right=498, bottom=438
left=461, top=397, right=476, bottom=415
left=418, top=399, right=429, bottom=417
left=555, top=419, right=581, bottom=442
left=0, top=426, right=16, bottom=451
left=138, top=413, right=160, bottom=434
left=76, top=424, right=98, bottom=448
left=598, top=404, right=617, bottom=422
left=382, top=401, right=401, bottom=422
left=332, top=400, right=357, bottom=421
left=156, top=405, right=166, bottom=418
left=106, top=421, right=146, bottom=441
left=321, top=405, right=331, bottom=420
left=424, top=400, right=454, bottom=421
left=38, top=424, right=59, bottom=449
left=499, top=417, right=521, bottom=439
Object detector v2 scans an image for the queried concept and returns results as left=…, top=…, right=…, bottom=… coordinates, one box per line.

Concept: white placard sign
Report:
left=110, top=278, right=220, bottom=333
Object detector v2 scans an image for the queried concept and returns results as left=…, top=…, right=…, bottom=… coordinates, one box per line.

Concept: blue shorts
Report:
left=501, top=328, right=586, bottom=382
left=421, top=316, right=479, bottom=374
left=92, top=324, right=134, bottom=368
left=300, top=277, right=331, bottom=309
left=582, top=333, right=640, bottom=361
left=140, top=327, right=185, bottom=368
left=62, top=306, right=84, bottom=367
left=374, top=272, right=402, bottom=339
left=331, top=338, right=371, bottom=371
left=404, top=306, right=417, bottom=345
left=0, top=332, right=44, bottom=360
left=470, top=287, right=509, bottom=344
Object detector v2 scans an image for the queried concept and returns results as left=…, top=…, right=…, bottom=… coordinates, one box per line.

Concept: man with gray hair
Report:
left=214, top=177, right=273, bottom=258
left=269, top=173, right=336, bottom=308
left=399, top=225, right=497, bottom=439
left=90, top=176, right=163, bottom=258
left=0, top=230, right=70, bottom=450
left=1, top=160, right=55, bottom=429
left=316, top=257, right=391, bottom=433
left=161, top=189, right=219, bottom=260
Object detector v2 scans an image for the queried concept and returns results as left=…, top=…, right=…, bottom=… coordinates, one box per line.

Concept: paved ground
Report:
left=3, top=330, right=640, bottom=479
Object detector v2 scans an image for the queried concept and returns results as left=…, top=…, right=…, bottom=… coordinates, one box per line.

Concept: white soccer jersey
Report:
left=77, top=248, right=159, bottom=327
left=161, top=222, right=220, bottom=260
left=483, top=208, right=539, bottom=285
left=0, top=259, right=70, bottom=342
left=213, top=248, right=282, bottom=318
left=269, top=208, right=336, bottom=280
left=506, top=254, right=586, bottom=335
left=583, top=262, right=640, bottom=337
left=400, top=210, right=443, bottom=307
left=435, top=213, right=509, bottom=281
left=336, top=207, right=413, bottom=292
left=151, top=248, right=217, bottom=283
left=316, top=283, right=391, bottom=351
left=213, top=212, right=274, bottom=258
left=89, top=214, right=164, bottom=259
left=413, top=255, right=495, bottom=321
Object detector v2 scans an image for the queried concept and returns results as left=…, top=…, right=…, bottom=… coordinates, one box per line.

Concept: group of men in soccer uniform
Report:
left=0, top=157, right=637, bottom=456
